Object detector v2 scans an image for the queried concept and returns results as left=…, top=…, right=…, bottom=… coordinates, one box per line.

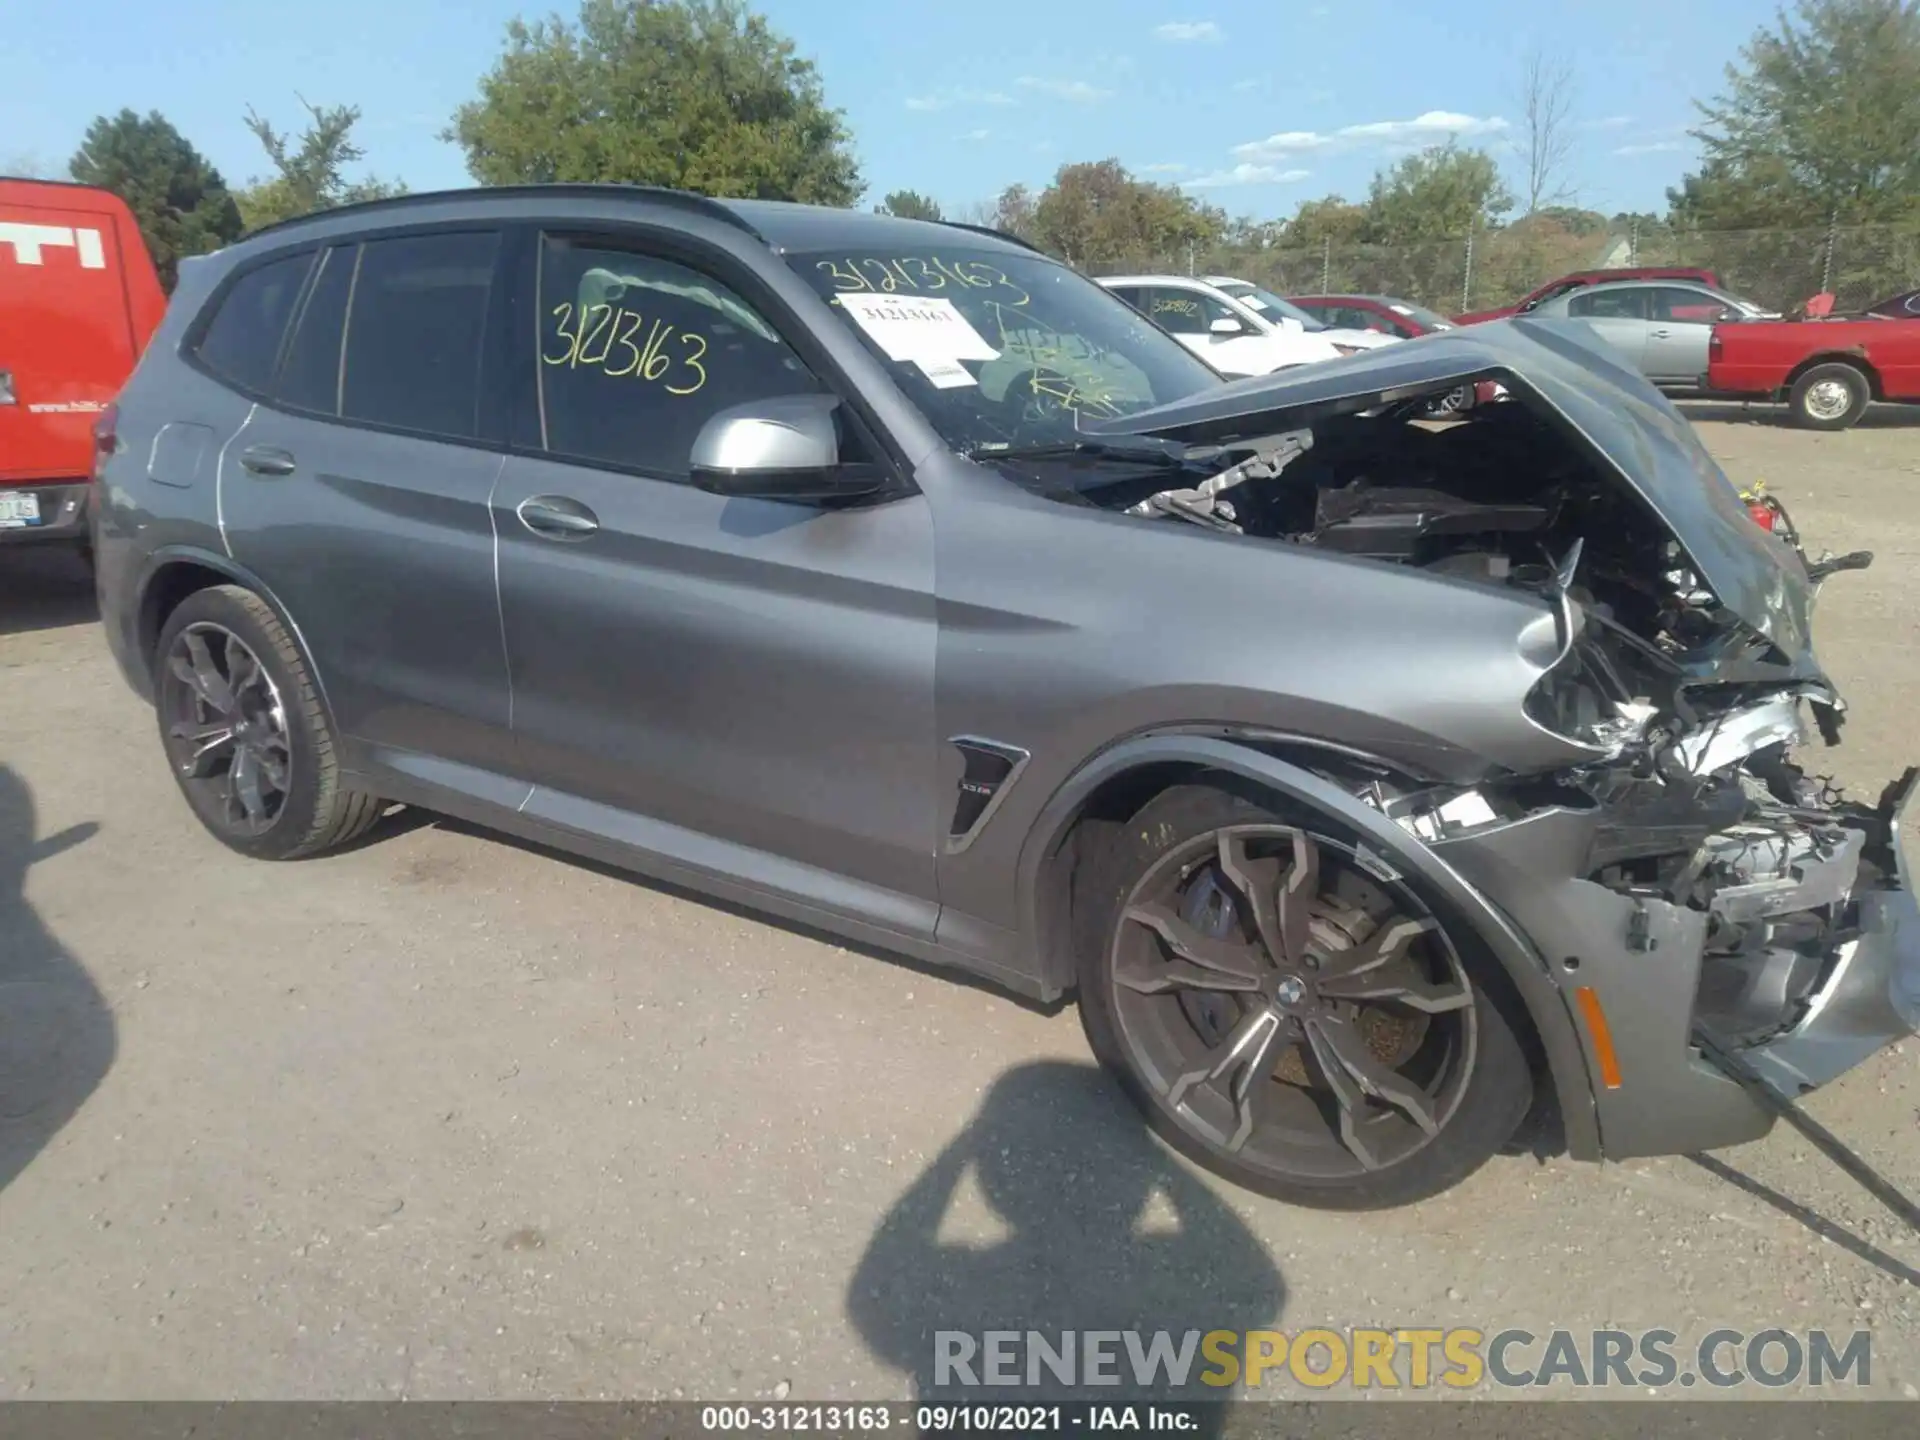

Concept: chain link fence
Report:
left=1109, top=224, right=1920, bottom=317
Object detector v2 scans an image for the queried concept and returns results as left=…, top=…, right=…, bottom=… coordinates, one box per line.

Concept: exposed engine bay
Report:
left=1021, top=383, right=1901, bottom=1059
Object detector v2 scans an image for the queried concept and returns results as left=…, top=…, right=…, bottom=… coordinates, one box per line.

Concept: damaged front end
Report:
left=1056, top=320, right=1920, bottom=1158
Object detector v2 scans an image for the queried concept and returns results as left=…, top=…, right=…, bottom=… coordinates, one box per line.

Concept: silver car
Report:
left=1529, top=279, right=1780, bottom=387
left=92, top=187, right=1916, bottom=1209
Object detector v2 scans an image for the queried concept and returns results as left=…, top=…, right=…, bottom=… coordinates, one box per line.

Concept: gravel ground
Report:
left=2, top=412, right=1919, bottom=1402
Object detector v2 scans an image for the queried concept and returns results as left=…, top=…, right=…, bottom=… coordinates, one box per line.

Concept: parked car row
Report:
left=1097, top=259, right=1920, bottom=432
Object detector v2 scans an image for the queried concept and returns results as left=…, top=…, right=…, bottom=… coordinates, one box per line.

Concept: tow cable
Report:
left=1692, top=1024, right=1920, bottom=1236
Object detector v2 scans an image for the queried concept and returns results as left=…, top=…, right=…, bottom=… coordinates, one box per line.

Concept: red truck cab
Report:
left=1707, top=315, right=1920, bottom=430
left=2, top=178, right=166, bottom=549
left=1457, top=266, right=1722, bottom=325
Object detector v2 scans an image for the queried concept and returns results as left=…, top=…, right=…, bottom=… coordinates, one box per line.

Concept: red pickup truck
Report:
left=1707, top=315, right=1920, bottom=430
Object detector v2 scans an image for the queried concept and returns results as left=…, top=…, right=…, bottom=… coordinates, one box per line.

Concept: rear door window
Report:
left=274, top=244, right=356, bottom=414
left=194, top=251, right=314, bottom=393
left=340, top=231, right=501, bottom=440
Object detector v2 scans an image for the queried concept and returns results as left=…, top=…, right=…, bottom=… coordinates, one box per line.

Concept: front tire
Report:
left=153, top=585, right=382, bottom=860
left=1789, top=362, right=1870, bottom=430
left=1075, top=781, right=1532, bottom=1209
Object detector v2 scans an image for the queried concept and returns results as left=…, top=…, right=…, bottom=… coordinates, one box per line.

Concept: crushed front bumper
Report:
left=1432, top=769, right=1920, bottom=1161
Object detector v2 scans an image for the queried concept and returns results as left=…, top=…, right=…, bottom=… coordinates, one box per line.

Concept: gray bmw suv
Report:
left=94, top=186, right=1918, bottom=1208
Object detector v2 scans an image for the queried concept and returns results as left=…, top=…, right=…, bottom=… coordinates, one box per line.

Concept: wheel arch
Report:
left=134, top=547, right=338, bottom=728
left=1015, top=732, right=1601, bottom=1160
left=1783, top=350, right=1882, bottom=401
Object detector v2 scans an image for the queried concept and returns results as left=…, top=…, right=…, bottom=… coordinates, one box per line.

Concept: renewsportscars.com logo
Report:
left=933, top=1328, right=1873, bottom=1390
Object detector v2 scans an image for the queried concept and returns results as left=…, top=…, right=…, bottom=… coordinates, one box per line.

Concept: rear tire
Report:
left=153, top=585, right=382, bottom=860
left=1788, top=362, right=1870, bottom=431
left=1075, top=780, right=1533, bottom=1209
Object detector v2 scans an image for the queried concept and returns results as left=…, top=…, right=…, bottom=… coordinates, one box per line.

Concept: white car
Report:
left=1204, top=275, right=1402, bottom=352
left=1099, top=275, right=1381, bottom=378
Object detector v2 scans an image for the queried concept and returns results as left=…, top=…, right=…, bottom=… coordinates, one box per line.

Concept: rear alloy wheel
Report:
left=1077, top=783, right=1532, bottom=1209
left=1788, top=362, right=1870, bottom=431
left=154, top=585, right=383, bottom=860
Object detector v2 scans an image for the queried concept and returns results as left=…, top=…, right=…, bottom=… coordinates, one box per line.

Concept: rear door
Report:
left=1642, top=286, right=1730, bottom=383
left=0, top=196, right=131, bottom=501
left=1566, top=287, right=1653, bottom=372
left=215, top=229, right=518, bottom=781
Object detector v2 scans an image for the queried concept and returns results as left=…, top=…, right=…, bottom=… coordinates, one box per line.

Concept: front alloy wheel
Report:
left=1078, top=784, right=1532, bottom=1208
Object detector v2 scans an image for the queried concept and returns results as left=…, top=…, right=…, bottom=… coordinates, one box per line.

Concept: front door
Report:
left=491, top=229, right=941, bottom=934
left=1566, top=288, right=1653, bottom=373
left=1641, top=286, right=1725, bottom=384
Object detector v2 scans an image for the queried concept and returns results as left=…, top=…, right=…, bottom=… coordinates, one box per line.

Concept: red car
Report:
left=1288, top=293, right=1460, bottom=339
left=1708, top=314, right=1920, bottom=430
left=1456, top=266, right=1723, bottom=326
left=1289, top=293, right=1502, bottom=410
left=1, top=177, right=167, bottom=552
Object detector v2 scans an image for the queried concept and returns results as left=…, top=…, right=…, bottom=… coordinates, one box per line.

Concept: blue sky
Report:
left=2, top=0, right=1764, bottom=220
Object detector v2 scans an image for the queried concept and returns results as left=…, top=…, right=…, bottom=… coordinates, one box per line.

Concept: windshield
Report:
left=1216, top=282, right=1326, bottom=331
left=791, top=247, right=1222, bottom=454
left=1388, top=301, right=1456, bottom=331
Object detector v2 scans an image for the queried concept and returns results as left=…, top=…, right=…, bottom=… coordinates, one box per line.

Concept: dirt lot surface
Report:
left=4, top=412, right=1920, bottom=1401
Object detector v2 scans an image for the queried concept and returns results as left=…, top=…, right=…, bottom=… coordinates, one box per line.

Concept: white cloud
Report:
left=1183, top=164, right=1312, bottom=188
left=959, top=128, right=993, bottom=142
left=1230, top=77, right=1264, bottom=92
left=1017, top=76, right=1114, bottom=103
left=1139, top=162, right=1189, bottom=173
left=1585, top=114, right=1634, bottom=130
left=1231, top=110, right=1508, bottom=163
left=1614, top=139, right=1686, bottom=156
left=905, top=88, right=1015, bottom=112
left=1155, top=20, right=1222, bottom=41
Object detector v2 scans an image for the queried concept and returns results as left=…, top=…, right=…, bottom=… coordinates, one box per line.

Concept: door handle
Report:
left=516, top=494, right=600, bottom=540
left=1650, top=328, right=1672, bottom=339
left=238, top=445, right=296, bottom=477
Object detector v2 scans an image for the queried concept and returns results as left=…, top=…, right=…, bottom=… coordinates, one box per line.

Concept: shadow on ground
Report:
left=1677, top=399, right=1920, bottom=430
left=846, top=1059, right=1284, bottom=1420
left=0, top=765, right=115, bottom=1193
left=1688, top=1153, right=1920, bottom=1287
left=0, top=547, right=97, bottom=638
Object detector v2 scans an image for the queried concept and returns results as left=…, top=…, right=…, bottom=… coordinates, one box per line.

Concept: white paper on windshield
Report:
left=836, top=293, right=999, bottom=364
left=913, top=356, right=979, bottom=389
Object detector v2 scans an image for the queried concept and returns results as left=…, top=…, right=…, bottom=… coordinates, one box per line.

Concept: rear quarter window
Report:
left=193, top=251, right=315, bottom=393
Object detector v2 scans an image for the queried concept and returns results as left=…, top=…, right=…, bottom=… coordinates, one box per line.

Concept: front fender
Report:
left=1016, top=733, right=1601, bottom=1161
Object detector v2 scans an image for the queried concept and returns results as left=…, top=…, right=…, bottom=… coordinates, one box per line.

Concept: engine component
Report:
left=1304, top=481, right=1550, bottom=562
left=1684, top=822, right=1863, bottom=923
left=1662, top=693, right=1811, bottom=778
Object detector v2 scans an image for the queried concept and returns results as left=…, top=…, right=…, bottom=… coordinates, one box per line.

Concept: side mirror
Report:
left=1208, top=316, right=1246, bottom=337
left=689, top=394, right=887, bottom=504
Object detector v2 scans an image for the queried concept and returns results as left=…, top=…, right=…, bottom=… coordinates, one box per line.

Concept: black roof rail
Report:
left=240, top=182, right=769, bottom=245
left=937, top=220, right=1052, bottom=257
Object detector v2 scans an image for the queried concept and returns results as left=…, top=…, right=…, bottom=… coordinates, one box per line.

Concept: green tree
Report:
left=990, top=183, right=1038, bottom=240
left=234, top=98, right=406, bottom=230
left=449, top=0, right=861, bottom=205
left=1671, top=0, right=1920, bottom=228
left=66, top=109, right=243, bottom=290
left=875, top=189, right=942, bottom=221
left=1283, top=196, right=1369, bottom=250
left=1363, top=143, right=1513, bottom=244
left=1028, top=159, right=1223, bottom=269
